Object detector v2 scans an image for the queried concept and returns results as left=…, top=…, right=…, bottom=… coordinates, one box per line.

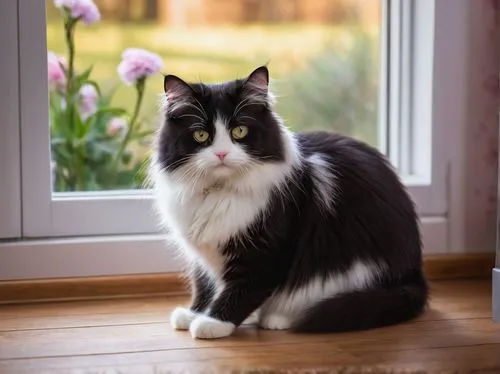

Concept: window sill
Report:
left=0, top=216, right=447, bottom=281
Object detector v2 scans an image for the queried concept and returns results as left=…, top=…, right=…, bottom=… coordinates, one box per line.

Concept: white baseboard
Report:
left=0, top=217, right=448, bottom=281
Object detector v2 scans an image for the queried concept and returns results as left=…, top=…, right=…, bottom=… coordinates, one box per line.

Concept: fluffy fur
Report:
left=151, top=66, right=428, bottom=340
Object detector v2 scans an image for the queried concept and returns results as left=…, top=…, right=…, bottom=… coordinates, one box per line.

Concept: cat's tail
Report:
left=291, top=270, right=429, bottom=333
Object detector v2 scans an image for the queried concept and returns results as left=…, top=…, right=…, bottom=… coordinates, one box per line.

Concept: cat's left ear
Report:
left=244, top=66, right=269, bottom=94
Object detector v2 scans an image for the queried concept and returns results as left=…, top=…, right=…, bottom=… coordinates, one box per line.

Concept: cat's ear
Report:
left=164, top=75, right=193, bottom=101
left=244, top=66, right=269, bottom=94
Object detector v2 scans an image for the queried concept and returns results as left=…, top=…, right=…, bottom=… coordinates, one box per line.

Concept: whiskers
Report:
left=234, top=158, right=262, bottom=177
left=173, top=161, right=207, bottom=194
left=158, top=92, right=208, bottom=122
left=237, top=115, right=257, bottom=124
left=233, top=98, right=260, bottom=119
left=158, top=152, right=279, bottom=202
left=152, top=154, right=207, bottom=197
left=165, top=155, right=194, bottom=171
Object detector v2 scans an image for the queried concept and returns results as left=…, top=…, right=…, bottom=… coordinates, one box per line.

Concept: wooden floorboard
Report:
left=0, top=280, right=499, bottom=373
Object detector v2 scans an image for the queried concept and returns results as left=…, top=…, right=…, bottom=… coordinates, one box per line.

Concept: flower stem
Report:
left=111, top=77, right=146, bottom=172
left=63, top=16, right=86, bottom=190
left=64, top=19, right=76, bottom=129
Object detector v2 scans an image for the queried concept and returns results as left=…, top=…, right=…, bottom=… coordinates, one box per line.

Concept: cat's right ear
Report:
left=164, top=75, right=193, bottom=101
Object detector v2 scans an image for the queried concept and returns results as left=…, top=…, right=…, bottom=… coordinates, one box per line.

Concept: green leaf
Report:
left=121, top=152, right=132, bottom=165
left=93, top=107, right=128, bottom=118
left=51, top=137, right=67, bottom=146
left=73, top=109, right=88, bottom=138
left=58, top=60, right=67, bottom=76
left=129, top=129, right=156, bottom=140
left=90, top=141, right=118, bottom=156
left=85, top=132, right=115, bottom=143
left=77, top=65, right=94, bottom=84
left=51, top=143, right=73, bottom=164
left=113, top=168, right=143, bottom=189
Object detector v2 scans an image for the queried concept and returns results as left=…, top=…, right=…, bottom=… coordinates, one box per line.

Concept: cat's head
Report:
left=154, top=66, right=294, bottom=190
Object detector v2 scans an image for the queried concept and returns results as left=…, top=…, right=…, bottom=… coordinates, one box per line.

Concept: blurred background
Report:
left=46, top=0, right=381, bottom=191
left=47, top=0, right=381, bottom=141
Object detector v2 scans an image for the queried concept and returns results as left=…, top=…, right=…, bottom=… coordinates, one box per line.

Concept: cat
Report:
left=150, top=65, right=429, bottom=340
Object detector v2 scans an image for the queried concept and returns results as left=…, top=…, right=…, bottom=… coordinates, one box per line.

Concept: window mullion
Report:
left=377, top=0, right=390, bottom=155
left=387, top=0, right=401, bottom=170
left=399, top=0, right=413, bottom=175
left=387, top=0, right=414, bottom=175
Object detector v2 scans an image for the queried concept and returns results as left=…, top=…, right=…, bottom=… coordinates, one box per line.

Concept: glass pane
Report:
left=46, top=0, right=381, bottom=192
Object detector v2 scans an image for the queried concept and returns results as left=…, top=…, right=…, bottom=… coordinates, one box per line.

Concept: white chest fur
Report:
left=155, top=179, right=271, bottom=276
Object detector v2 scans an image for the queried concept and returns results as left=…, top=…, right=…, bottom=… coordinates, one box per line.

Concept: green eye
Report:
left=231, top=125, right=249, bottom=140
left=193, top=130, right=209, bottom=143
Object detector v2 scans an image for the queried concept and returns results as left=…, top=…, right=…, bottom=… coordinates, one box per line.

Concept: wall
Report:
left=461, top=0, right=499, bottom=252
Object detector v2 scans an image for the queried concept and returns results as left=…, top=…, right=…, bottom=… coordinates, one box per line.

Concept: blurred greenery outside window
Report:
left=47, top=0, right=381, bottom=192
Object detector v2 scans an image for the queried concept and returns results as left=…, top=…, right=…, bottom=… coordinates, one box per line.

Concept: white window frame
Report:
left=0, top=0, right=22, bottom=239
left=0, top=0, right=471, bottom=280
left=384, top=0, right=447, bottom=217
left=19, top=0, right=158, bottom=238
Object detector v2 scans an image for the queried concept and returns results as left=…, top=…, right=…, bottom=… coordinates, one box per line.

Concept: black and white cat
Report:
left=151, top=66, right=428, bottom=340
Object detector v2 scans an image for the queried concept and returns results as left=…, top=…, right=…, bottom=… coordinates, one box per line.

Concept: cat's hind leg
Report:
left=242, top=309, right=260, bottom=325
left=257, top=292, right=296, bottom=330
left=258, top=312, right=292, bottom=330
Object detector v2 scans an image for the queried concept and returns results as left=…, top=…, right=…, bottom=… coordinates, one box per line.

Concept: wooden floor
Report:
left=0, top=279, right=499, bottom=374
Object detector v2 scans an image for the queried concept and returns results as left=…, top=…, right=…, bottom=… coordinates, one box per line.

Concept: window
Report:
left=0, top=0, right=468, bottom=279
left=36, top=0, right=386, bottom=237
left=384, top=0, right=447, bottom=217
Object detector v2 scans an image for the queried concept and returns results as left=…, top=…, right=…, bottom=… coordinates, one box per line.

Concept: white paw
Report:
left=259, top=313, right=292, bottom=330
left=242, top=309, right=260, bottom=325
left=189, top=315, right=235, bottom=339
left=170, top=307, right=197, bottom=330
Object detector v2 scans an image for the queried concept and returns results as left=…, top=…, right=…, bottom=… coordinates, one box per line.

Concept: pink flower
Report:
left=47, top=51, right=67, bottom=93
left=117, top=48, right=164, bottom=85
left=106, top=117, right=128, bottom=136
left=54, top=0, right=100, bottom=25
left=78, top=84, right=99, bottom=120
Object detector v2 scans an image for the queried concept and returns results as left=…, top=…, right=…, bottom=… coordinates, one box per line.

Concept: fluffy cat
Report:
left=150, top=66, right=429, bottom=340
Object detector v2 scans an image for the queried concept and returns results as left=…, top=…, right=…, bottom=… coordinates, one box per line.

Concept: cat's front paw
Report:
left=189, top=315, right=235, bottom=339
left=259, top=313, right=292, bottom=330
left=170, top=307, right=197, bottom=330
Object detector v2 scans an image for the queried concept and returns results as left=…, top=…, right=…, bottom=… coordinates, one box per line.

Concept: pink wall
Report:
left=463, top=0, right=499, bottom=251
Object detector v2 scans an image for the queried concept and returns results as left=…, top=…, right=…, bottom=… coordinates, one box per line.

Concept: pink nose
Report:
left=215, top=151, right=228, bottom=160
